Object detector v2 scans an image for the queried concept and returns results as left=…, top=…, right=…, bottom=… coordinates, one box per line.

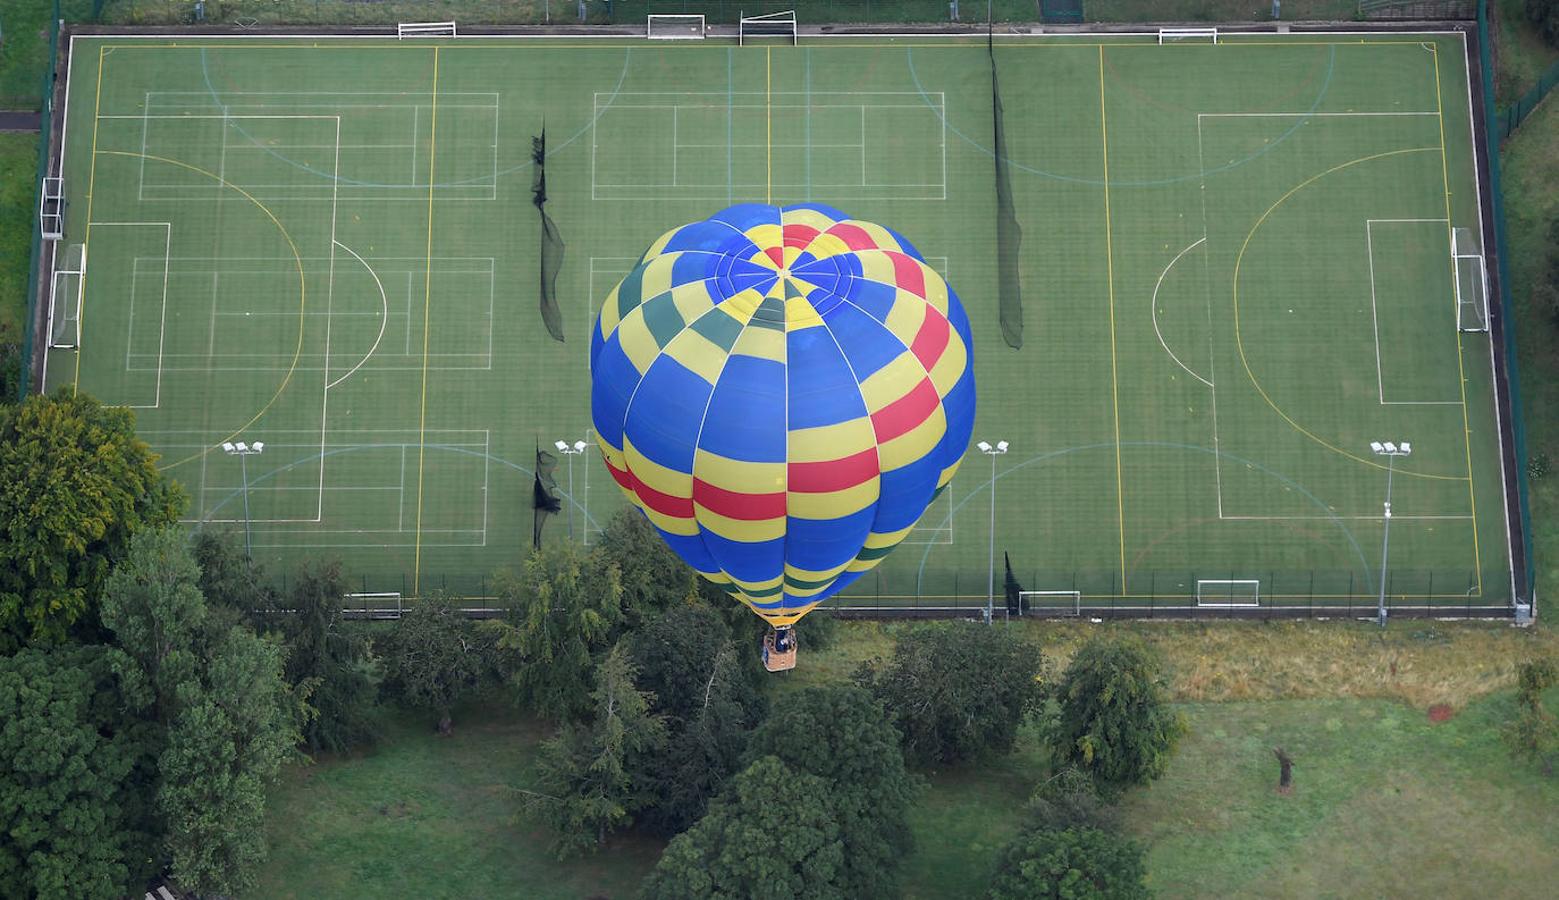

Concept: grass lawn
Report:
left=255, top=663, right=1559, bottom=898
left=1494, top=0, right=1559, bottom=105
left=255, top=696, right=663, bottom=900
left=0, top=131, right=36, bottom=345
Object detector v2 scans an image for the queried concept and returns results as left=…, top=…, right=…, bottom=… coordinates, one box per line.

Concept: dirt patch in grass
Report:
left=1428, top=703, right=1455, bottom=723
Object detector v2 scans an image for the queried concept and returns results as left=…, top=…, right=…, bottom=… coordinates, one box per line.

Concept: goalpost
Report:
left=398, top=21, right=457, bottom=38
left=1159, top=27, right=1219, bottom=44
left=647, top=14, right=706, bottom=40
left=47, top=242, right=85, bottom=350
left=344, top=592, right=404, bottom=619
left=1452, top=226, right=1489, bottom=333
left=1196, top=580, right=1261, bottom=607
left=739, top=10, right=798, bottom=46
left=1018, top=591, right=1082, bottom=617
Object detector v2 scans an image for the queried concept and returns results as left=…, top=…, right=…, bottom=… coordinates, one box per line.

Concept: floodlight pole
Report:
left=1371, top=441, right=1411, bottom=627
left=556, top=439, right=589, bottom=541
left=978, top=440, right=1009, bottom=625
left=223, top=440, right=265, bottom=561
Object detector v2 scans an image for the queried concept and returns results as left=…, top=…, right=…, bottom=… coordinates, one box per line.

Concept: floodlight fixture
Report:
left=1368, top=437, right=1414, bottom=627
left=977, top=441, right=992, bottom=452
left=1399, top=442, right=1411, bottom=455
left=977, top=438, right=1012, bottom=626
left=1382, top=441, right=1397, bottom=454
left=996, top=440, right=1009, bottom=453
left=554, top=440, right=569, bottom=452
left=251, top=441, right=264, bottom=453
left=1370, top=441, right=1385, bottom=454
left=573, top=440, right=588, bottom=453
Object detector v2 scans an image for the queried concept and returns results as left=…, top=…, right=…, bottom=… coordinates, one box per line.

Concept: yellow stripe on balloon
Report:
left=598, top=285, right=624, bottom=338
left=662, top=327, right=727, bottom=386
left=926, top=332, right=968, bottom=394
left=847, top=220, right=901, bottom=251
left=642, top=226, right=680, bottom=260
left=669, top=279, right=718, bottom=325
left=784, top=296, right=825, bottom=330
left=623, top=435, right=694, bottom=503
left=789, top=418, right=877, bottom=463
left=744, top=223, right=783, bottom=258
left=780, top=206, right=839, bottom=232
left=694, top=448, right=786, bottom=494
left=614, top=309, right=664, bottom=376
left=787, top=476, right=879, bottom=519
left=730, top=321, right=786, bottom=363
left=881, top=290, right=928, bottom=346
left=856, top=352, right=928, bottom=413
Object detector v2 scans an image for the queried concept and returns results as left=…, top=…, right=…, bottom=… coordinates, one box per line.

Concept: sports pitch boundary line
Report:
left=414, top=46, right=440, bottom=594
left=1098, top=46, right=1128, bottom=593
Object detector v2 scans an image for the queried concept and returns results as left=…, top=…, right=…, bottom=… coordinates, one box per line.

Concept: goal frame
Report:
left=1452, top=226, right=1489, bottom=333
left=397, top=21, right=457, bottom=39
left=344, top=591, right=404, bottom=618
left=1018, top=590, right=1082, bottom=617
left=646, top=14, right=706, bottom=40
left=47, top=243, right=85, bottom=350
left=739, top=10, right=798, bottom=46
left=1159, top=27, right=1219, bottom=44
left=1196, top=579, right=1261, bottom=607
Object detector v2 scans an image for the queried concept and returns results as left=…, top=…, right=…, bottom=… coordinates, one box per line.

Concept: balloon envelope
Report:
left=591, top=204, right=976, bottom=627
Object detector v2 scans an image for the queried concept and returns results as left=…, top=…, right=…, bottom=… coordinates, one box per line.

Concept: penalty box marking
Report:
left=121, top=256, right=495, bottom=372
left=91, top=222, right=172, bottom=410
left=592, top=91, right=947, bottom=200
left=126, top=92, right=500, bottom=200
left=1196, top=109, right=1472, bottom=522
left=1364, top=217, right=1462, bottom=406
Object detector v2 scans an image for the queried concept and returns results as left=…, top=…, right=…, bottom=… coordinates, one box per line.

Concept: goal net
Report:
left=48, top=242, right=85, bottom=350
left=1196, top=580, right=1260, bottom=607
left=740, top=10, right=798, bottom=45
left=398, top=21, right=457, bottom=38
left=647, top=14, right=705, bottom=39
left=1452, top=226, right=1489, bottom=332
left=1159, top=27, right=1219, bottom=44
left=1019, top=591, right=1082, bottom=617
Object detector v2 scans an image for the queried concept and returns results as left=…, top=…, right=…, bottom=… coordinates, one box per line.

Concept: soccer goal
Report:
left=647, top=14, right=705, bottom=39
left=740, top=10, right=798, bottom=45
left=1159, top=27, right=1219, bottom=44
left=47, top=242, right=85, bottom=350
left=1452, top=226, right=1489, bottom=333
left=39, top=176, right=63, bottom=240
left=398, top=21, right=457, bottom=38
left=344, top=592, right=404, bottom=619
left=1196, top=580, right=1261, bottom=607
left=1019, top=591, right=1082, bottom=617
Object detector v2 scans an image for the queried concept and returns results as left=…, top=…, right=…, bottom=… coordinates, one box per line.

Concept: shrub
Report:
left=1049, top=636, right=1184, bottom=790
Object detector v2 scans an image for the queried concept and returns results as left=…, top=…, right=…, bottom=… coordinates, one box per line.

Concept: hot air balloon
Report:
left=590, top=203, right=976, bottom=670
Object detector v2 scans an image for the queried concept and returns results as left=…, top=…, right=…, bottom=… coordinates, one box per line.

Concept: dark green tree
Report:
left=857, top=621, right=1045, bottom=766
left=1023, top=766, right=1119, bottom=833
left=1527, top=0, right=1559, bottom=48
left=1050, top=637, right=1183, bottom=790
left=746, top=685, right=919, bottom=899
left=629, top=607, right=766, bottom=836
left=0, top=392, right=184, bottom=650
left=379, top=594, right=493, bottom=733
left=99, top=527, right=301, bottom=896
left=279, top=560, right=381, bottom=752
left=524, top=644, right=667, bottom=857
left=1504, top=657, right=1559, bottom=775
left=0, top=645, right=161, bottom=900
left=638, top=756, right=846, bottom=900
left=596, top=507, right=696, bottom=626
left=154, top=620, right=298, bottom=895
left=190, top=528, right=276, bottom=625
left=491, top=543, right=624, bottom=721
left=987, top=825, right=1151, bottom=900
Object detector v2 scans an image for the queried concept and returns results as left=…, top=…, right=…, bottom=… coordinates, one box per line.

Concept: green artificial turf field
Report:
left=43, top=30, right=1513, bottom=610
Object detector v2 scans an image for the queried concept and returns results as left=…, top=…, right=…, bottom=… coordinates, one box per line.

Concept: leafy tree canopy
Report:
left=380, top=593, right=493, bottom=731
left=1050, top=636, right=1183, bottom=791
left=526, top=643, right=667, bottom=857
left=746, top=685, right=919, bottom=899
left=279, top=560, right=381, bottom=752
left=987, top=825, right=1151, bottom=900
left=596, top=507, right=696, bottom=626
left=492, top=543, right=623, bottom=721
left=0, top=392, right=184, bottom=650
left=639, top=756, right=846, bottom=900
left=857, top=621, right=1045, bottom=766
left=0, top=645, right=161, bottom=900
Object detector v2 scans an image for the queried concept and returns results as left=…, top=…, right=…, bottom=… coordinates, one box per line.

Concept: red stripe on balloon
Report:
left=693, top=478, right=787, bottom=520
left=628, top=469, right=695, bottom=519
left=909, top=309, right=950, bottom=370
left=787, top=446, right=879, bottom=493
left=763, top=246, right=785, bottom=268
left=784, top=224, right=821, bottom=249
left=871, top=378, right=940, bottom=443
left=826, top=223, right=878, bottom=251
left=605, top=458, right=635, bottom=492
left=890, top=252, right=926, bottom=298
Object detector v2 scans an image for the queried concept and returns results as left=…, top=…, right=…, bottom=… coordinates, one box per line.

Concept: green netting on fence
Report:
left=1477, top=0, right=1535, bottom=605
left=1494, top=60, right=1559, bottom=142
left=17, top=3, right=62, bottom=400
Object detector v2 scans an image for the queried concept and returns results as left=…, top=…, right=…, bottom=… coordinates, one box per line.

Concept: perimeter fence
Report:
left=1494, top=59, right=1559, bottom=141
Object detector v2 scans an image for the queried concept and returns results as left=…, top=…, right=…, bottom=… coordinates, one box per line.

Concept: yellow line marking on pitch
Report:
left=766, top=46, right=773, bottom=205
left=94, top=151, right=308, bottom=471
left=72, top=45, right=107, bottom=395
left=414, top=47, right=440, bottom=594
left=1098, top=47, right=1128, bottom=591
left=1432, top=43, right=1483, bottom=591
left=1232, top=146, right=1465, bottom=481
